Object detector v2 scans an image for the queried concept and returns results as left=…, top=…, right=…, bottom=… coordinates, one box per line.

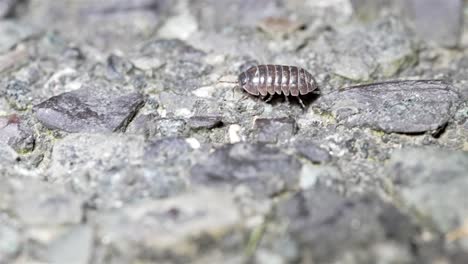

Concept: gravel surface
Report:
left=0, top=0, right=467, bottom=263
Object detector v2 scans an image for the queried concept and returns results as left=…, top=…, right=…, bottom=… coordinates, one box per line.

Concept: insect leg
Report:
left=297, top=96, right=305, bottom=108
left=264, top=94, right=274, bottom=102
left=284, top=95, right=289, bottom=104
left=231, top=85, right=237, bottom=98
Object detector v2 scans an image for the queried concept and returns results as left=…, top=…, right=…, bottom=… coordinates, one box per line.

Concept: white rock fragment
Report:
left=228, top=124, right=242, bottom=143
left=175, top=108, right=192, bottom=118
left=158, top=1, right=198, bottom=40
left=192, top=85, right=216, bottom=98
left=185, top=138, right=201, bottom=149
left=131, top=57, right=165, bottom=71
left=299, top=164, right=318, bottom=189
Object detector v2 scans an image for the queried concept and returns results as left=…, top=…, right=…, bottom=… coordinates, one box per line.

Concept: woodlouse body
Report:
left=238, top=65, right=317, bottom=107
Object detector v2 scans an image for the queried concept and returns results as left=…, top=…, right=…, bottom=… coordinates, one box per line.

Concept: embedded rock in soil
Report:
left=127, top=114, right=188, bottom=138
left=10, top=179, right=84, bottom=226
left=386, top=148, right=468, bottom=239
left=48, top=133, right=145, bottom=181
left=277, top=187, right=422, bottom=263
left=42, top=225, right=94, bottom=264
left=191, top=143, right=302, bottom=197
left=48, top=133, right=186, bottom=206
left=314, top=17, right=417, bottom=81
left=138, top=39, right=211, bottom=92
left=0, top=143, right=18, bottom=165
left=316, top=80, right=461, bottom=133
left=252, top=117, right=297, bottom=143
left=0, top=20, right=37, bottom=54
left=4, top=79, right=31, bottom=110
left=34, top=87, right=144, bottom=133
left=0, top=218, right=21, bottom=263
left=25, top=0, right=172, bottom=51
left=0, top=0, right=18, bottom=18
left=293, top=140, right=331, bottom=164
left=0, top=114, right=34, bottom=153
left=187, top=115, right=223, bottom=130
left=93, top=188, right=243, bottom=264
left=144, top=137, right=193, bottom=167
left=189, top=0, right=282, bottom=32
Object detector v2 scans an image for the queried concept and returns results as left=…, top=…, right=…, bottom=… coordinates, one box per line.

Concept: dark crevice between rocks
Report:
left=431, top=121, right=448, bottom=138
left=81, top=194, right=98, bottom=224
left=117, top=96, right=146, bottom=133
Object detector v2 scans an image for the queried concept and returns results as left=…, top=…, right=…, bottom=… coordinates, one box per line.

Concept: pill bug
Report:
left=222, top=65, right=318, bottom=108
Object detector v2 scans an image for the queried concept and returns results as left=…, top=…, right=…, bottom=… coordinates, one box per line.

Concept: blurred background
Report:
left=1, top=0, right=466, bottom=50
left=2, top=0, right=468, bottom=90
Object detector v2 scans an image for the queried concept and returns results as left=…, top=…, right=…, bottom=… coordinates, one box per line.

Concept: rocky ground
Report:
left=0, top=0, right=467, bottom=263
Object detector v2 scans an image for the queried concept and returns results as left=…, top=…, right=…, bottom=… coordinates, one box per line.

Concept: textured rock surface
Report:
left=0, top=20, right=36, bottom=54
left=316, top=80, right=461, bottom=133
left=0, top=114, right=34, bottom=152
left=0, top=0, right=18, bottom=18
left=0, top=0, right=467, bottom=263
left=294, top=140, right=332, bottom=164
left=191, top=143, right=302, bottom=197
left=277, top=187, right=425, bottom=263
left=93, top=188, right=243, bottom=264
left=387, top=148, right=468, bottom=234
left=252, top=117, right=297, bottom=143
left=34, top=88, right=144, bottom=133
left=407, top=0, right=463, bottom=47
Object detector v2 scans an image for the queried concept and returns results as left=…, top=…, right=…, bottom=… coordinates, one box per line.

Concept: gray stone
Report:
left=188, top=116, right=223, bottom=130
left=0, top=219, right=21, bottom=263
left=406, top=0, right=463, bottom=48
left=0, top=114, right=34, bottom=153
left=140, top=38, right=205, bottom=62
left=139, top=39, right=211, bottom=92
left=45, top=225, right=94, bottom=264
left=0, top=21, right=37, bottom=54
left=126, top=113, right=159, bottom=137
left=386, top=148, right=468, bottom=234
left=157, top=91, right=222, bottom=119
left=299, top=164, right=343, bottom=190
left=34, top=88, right=144, bottom=133
left=26, top=0, right=172, bottom=51
left=48, top=133, right=145, bottom=181
left=316, top=80, right=461, bottom=133
left=315, top=17, right=417, bottom=81
left=105, top=54, right=134, bottom=81
left=48, top=133, right=185, bottom=207
left=144, top=137, right=193, bottom=167
left=277, top=187, right=420, bottom=263
left=0, top=0, right=18, bottom=18
left=252, top=117, right=297, bottom=143
left=0, top=142, right=18, bottom=165
left=191, top=143, right=302, bottom=197
left=81, top=164, right=187, bottom=209
left=331, top=53, right=376, bottom=82
left=294, top=141, right=331, bottom=164
left=189, top=0, right=282, bottom=32
left=4, top=79, right=31, bottom=110
left=350, top=0, right=394, bottom=21
left=0, top=45, right=29, bottom=74
left=93, top=188, right=242, bottom=264
left=12, top=180, right=83, bottom=226
left=152, top=118, right=187, bottom=137
left=127, top=114, right=188, bottom=138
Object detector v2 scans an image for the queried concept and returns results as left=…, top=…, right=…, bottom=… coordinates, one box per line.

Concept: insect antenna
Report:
left=217, top=80, right=238, bottom=84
